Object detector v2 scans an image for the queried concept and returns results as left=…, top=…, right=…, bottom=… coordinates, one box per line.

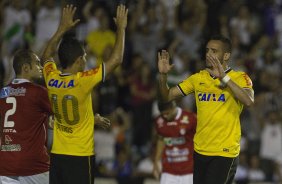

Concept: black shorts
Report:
left=50, top=153, right=95, bottom=184
left=193, top=151, right=238, bottom=184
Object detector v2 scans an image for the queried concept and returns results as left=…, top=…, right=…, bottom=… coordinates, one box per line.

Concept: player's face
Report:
left=29, top=54, right=42, bottom=79
left=205, top=40, right=225, bottom=68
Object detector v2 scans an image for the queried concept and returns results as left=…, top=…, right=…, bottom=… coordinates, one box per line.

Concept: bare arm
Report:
left=206, top=54, right=254, bottom=106
left=225, top=81, right=254, bottom=106
left=41, top=5, right=80, bottom=64
left=152, top=136, right=165, bottom=180
left=157, top=50, right=183, bottom=102
left=104, top=5, right=128, bottom=77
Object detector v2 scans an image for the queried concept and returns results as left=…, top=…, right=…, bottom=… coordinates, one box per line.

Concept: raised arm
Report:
left=41, top=4, right=80, bottom=64
left=104, top=4, right=128, bottom=77
left=157, top=50, right=183, bottom=102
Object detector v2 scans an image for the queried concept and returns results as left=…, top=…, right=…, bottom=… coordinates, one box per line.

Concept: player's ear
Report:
left=224, top=52, right=230, bottom=61
left=78, top=56, right=85, bottom=66
left=22, top=63, right=31, bottom=73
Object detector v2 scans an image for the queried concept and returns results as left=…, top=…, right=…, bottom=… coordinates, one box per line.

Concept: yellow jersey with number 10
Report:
left=43, top=61, right=105, bottom=156
left=178, top=69, right=253, bottom=157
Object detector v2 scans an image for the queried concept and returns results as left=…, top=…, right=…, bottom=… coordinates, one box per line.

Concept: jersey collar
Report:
left=175, top=107, right=182, bottom=120
left=12, top=79, right=30, bottom=84
left=210, top=67, right=232, bottom=79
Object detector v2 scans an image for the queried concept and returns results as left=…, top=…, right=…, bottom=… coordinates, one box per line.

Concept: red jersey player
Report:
left=0, top=50, right=52, bottom=184
left=153, top=101, right=196, bottom=184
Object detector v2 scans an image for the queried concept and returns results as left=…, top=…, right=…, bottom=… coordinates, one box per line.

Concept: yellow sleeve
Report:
left=177, top=75, right=195, bottom=96
left=78, top=63, right=105, bottom=91
left=234, top=72, right=253, bottom=89
left=43, top=61, right=58, bottom=80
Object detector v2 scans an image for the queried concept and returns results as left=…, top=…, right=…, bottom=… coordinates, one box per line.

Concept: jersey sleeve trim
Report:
left=177, top=85, right=186, bottom=96
left=102, top=63, right=105, bottom=82
left=43, top=59, right=55, bottom=66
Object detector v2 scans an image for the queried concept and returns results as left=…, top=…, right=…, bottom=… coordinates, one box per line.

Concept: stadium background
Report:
left=0, top=0, right=281, bottom=183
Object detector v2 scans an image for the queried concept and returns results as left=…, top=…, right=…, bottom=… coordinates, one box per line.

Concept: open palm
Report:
left=59, top=4, right=80, bottom=32
left=158, top=50, right=173, bottom=74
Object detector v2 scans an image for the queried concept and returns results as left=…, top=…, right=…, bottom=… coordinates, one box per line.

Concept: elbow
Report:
left=244, top=99, right=254, bottom=107
left=113, top=55, right=123, bottom=65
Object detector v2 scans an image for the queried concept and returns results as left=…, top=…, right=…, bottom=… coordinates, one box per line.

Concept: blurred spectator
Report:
left=111, top=145, right=134, bottom=184
left=94, top=121, right=116, bottom=177
left=0, top=59, right=4, bottom=88
left=234, top=152, right=249, bottom=184
left=2, top=0, right=31, bottom=55
left=230, top=5, right=261, bottom=51
left=178, top=0, right=206, bottom=26
left=2, top=48, right=16, bottom=85
left=0, top=0, right=281, bottom=182
left=174, top=17, right=202, bottom=60
left=34, top=0, right=60, bottom=53
left=129, top=62, right=156, bottom=156
left=86, top=5, right=115, bottom=65
left=260, top=110, right=282, bottom=181
left=248, top=154, right=266, bottom=182
left=135, top=146, right=159, bottom=184
left=129, top=0, right=165, bottom=69
left=94, top=107, right=130, bottom=177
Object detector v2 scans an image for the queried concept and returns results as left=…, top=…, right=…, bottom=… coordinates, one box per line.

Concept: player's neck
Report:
left=62, top=68, right=77, bottom=74
left=62, top=65, right=82, bottom=74
left=16, top=74, right=31, bottom=81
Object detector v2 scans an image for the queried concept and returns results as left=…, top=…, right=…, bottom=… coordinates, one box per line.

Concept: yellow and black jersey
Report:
left=178, top=69, right=253, bottom=157
left=43, top=61, right=105, bottom=156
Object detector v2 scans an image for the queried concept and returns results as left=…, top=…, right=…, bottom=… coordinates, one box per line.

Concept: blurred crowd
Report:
left=0, top=0, right=282, bottom=183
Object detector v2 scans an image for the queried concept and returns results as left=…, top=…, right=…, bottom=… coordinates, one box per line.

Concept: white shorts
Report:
left=0, top=171, right=49, bottom=184
left=160, top=172, right=193, bottom=184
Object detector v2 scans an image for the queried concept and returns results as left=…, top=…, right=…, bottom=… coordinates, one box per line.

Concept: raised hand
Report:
left=114, top=4, right=128, bottom=30
left=206, top=54, right=226, bottom=79
left=58, top=4, right=80, bottom=33
left=158, top=50, right=173, bottom=74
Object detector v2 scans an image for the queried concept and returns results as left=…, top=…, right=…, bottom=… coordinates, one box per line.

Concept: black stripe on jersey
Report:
left=177, top=85, right=186, bottom=96
left=210, top=68, right=232, bottom=79
left=225, top=68, right=232, bottom=73
left=102, top=63, right=105, bottom=82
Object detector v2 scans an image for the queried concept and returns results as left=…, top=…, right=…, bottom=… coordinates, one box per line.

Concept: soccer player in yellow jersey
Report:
left=41, top=4, right=128, bottom=184
left=157, top=35, right=254, bottom=184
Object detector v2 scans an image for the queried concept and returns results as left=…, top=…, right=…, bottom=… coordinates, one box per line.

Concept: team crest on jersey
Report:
left=198, top=93, right=226, bottom=102
left=0, top=87, right=26, bottom=98
left=180, top=116, right=189, bottom=124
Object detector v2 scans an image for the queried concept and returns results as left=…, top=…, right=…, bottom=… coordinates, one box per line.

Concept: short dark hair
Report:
left=158, top=101, right=176, bottom=112
left=58, top=37, right=85, bottom=69
left=209, top=35, right=232, bottom=53
left=13, top=49, right=34, bottom=75
left=0, top=59, right=5, bottom=88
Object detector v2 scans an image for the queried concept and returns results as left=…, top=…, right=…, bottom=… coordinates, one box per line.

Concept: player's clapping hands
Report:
left=206, top=54, right=226, bottom=79
left=114, top=4, right=128, bottom=30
